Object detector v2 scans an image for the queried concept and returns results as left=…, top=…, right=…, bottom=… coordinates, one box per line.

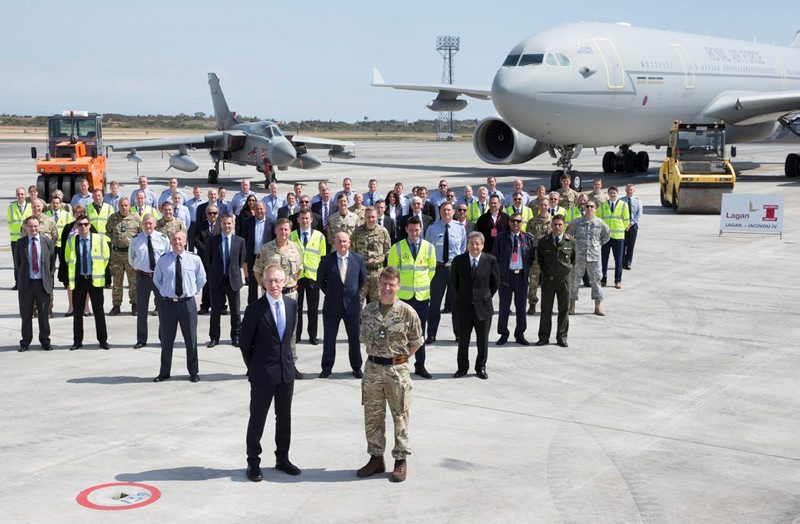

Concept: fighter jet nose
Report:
left=271, top=140, right=296, bottom=166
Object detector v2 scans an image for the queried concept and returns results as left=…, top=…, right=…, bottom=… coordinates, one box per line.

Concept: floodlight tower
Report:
left=436, top=35, right=460, bottom=140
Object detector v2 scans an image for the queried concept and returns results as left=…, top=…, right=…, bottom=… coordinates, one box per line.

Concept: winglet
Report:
left=791, top=30, right=800, bottom=48
left=371, top=68, right=385, bottom=86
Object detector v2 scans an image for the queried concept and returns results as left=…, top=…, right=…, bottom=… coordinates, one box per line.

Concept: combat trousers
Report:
left=601, top=238, right=624, bottom=284
left=402, top=297, right=429, bottom=370
left=359, top=269, right=382, bottom=307
left=110, top=249, right=136, bottom=307
left=362, top=360, right=412, bottom=460
left=159, top=296, right=198, bottom=377
left=247, top=380, right=294, bottom=467
left=538, top=277, right=570, bottom=343
left=571, top=259, right=603, bottom=301
left=427, top=266, right=457, bottom=339
left=527, top=260, right=541, bottom=307
left=296, top=278, right=319, bottom=342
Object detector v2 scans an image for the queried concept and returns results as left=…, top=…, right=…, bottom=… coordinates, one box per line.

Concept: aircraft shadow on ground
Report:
left=67, top=372, right=243, bottom=385
left=116, top=466, right=362, bottom=484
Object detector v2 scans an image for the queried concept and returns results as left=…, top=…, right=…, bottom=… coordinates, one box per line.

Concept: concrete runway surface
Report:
left=1, top=140, right=798, bottom=523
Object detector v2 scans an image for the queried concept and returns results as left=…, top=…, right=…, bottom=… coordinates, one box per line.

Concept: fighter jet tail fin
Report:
left=208, top=73, right=238, bottom=130
left=791, top=30, right=800, bottom=48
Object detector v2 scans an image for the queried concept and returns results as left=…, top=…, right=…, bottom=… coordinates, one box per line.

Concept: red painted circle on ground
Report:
left=76, top=482, right=161, bottom=511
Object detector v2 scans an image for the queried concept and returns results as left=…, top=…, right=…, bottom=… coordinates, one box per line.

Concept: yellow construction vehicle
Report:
left=659, top=121, right=736, bottom=214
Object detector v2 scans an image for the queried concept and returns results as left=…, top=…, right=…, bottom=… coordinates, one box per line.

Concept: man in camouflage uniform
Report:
left=107, top=198, right=142, bottom=316
left=155, top=202, right=186, bottom=237
left=557, top=174, right=578, bottom=210
left=526, top=198, right=552, bottom=315
left=356, top=266, right=423, bottom=483
left=567, top=200, right=610, bottom=316
left=30, top=198, right=58, bottom=244
left=586, top=177, right=609, bottom=207
left=327, top=193, right=359, bottom=245
left=349, top=193, right=367, bottom=226
left=351, top=207, right=391, bottom=306
left=253, top=217, right=305, bottom=379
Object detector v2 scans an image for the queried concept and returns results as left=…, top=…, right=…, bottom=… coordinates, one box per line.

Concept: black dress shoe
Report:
left=294, top=367, right=304, bottom=380
left=198, top=306, right=210, bottom=315
left=535, top=340, right=549, bottom=346
left=231, top=337, right=239, bottom=347
left=133, top=342, right=146, bottom=349
left=515, top=337, right=531, bottom=346
left=476, top=368, right=489, bottom=380
left=414, top=367, right=432, bottom=379
left=99, top=342, right=110, bottom=350
left=309, top=337, right=320, bottom=345
left=453, top=369, right=467, bottom=378
left=12, top=283, right=18, bottom=290
left=207, top=339, right=219, bottom=348
left=557, top=340, right=569, bottom=348
left=319, top=370, right=331, bottom=378
left=69, top=343, right=82, bottom=351
left=153, top=375, right=170, bottom=382
left=246, top=465, right=263, bottom=482
left=275, top=460, right=302, bottom=476
left=352, top=369, right=363, bottom=379
left=64, top=311, right=73, bottom=317
left=18, top=345, right=29, bottom=352
left=189, top=374, right=200, bottom=382
left=424, top=336, right=436, bottom=345
left=42, top=345, right=52, bottom=351
left=496, top=336, right=508, bottom=346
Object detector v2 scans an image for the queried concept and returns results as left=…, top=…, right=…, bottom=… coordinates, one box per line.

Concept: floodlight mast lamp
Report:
left=436, top=35, right=460, bottom=140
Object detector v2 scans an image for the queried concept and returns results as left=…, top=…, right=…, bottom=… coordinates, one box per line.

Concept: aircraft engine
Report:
left=168, top=153, right=199, bottom=172
left=427, top=99, right=468, bottom=112
left=472, top=117, right=546, bottom=165
left=290, top=153, right=322, bottom=170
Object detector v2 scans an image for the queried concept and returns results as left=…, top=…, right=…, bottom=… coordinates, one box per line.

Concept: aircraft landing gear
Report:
left=602, top=146, right=649, bottom=174
left=256, top=164, right=277, bottom=188
left=208, top=161, right=219, bottom=184
left=786, top=153, right=800, bottom=177
left=549, top=145, right=583, bottom=192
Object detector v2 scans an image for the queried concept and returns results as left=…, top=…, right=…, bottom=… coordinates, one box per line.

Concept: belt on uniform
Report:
left=368, top=355, right=408, bottom=366
left=137, top=270, right=154, bottom=277
left=164, top=296, right=192, bottom=303
left=79, top=275, right=92, bottom=280
left=436, top=262, right=451, bottom=268
left=282, top=285, right=298, bottom=294
left=112, top=246, right=129, bottom=252
left=366, top=264, right=382, bottom=271
left=511, top=269, right=522, bottom=274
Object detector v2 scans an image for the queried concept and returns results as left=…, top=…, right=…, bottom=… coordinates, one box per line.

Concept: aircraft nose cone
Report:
left=491, top=68, right=532, bottom=127
left=271, top=140, right=296, bottom=166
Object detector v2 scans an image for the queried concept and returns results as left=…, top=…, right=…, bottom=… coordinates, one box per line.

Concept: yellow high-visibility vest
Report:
left=598, top=200, right=629, bottom=240
left=386, top=239, right=435, bottom=301
left=504, top=206, right=534, bottom=232
left=564, top=206, right=584, bottom=225
left=65, top=233, right=110, bottom=289
left=290, top=229, right=326, bottom=281
left=87, top=203, right=114, bottom=235
left=7, top=201, right=32, bottom=242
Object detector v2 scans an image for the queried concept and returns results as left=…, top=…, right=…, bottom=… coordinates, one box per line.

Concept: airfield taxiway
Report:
left=0, top=140, right=798, bottom=523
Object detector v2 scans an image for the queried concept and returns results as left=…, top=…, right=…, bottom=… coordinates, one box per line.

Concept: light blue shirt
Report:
left=154, top=251, right=207, bottom=298
left=28, top=235, right=42, bottom=279
left=424, top=220, right=466, bottom=264
left=130, top=188, right=158, bottom=208
left=428, top=191, right=449, bottom=209
left=254, top=218, right=267, bottom=253
left=231, top=190, right=257, bottom=215
left=70, top=192, right=92, bottom=208
left=185, top=197, right=205, bottom=221
left=363, top=191, right=380, bottom=206
left=216, top=199, right=232, bottom=217
left=158, top=189, right=186, bottom=208
left=173, top=204, right=192, bottom=229
left=128, top=231, right=171, bottom=272
left=103, top=193, right=122, bottom=212
left=261, top=195, right=286, bottom=221
left=623, top=196, right=642, bottom=225
left=488, top=189, right=505, bottom=201
left=333, top=191, right=355, bottom=207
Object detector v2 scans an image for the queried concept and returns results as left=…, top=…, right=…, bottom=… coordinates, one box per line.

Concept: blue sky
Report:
left=2, top=0, right=798, bottom=122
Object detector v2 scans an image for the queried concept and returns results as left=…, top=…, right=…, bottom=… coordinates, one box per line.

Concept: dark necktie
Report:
left=442, top=224, right=450, bottom=263
left=223, top=235, right=229, bottom=273
left=480, top=203, right=485, bottom=214
left=410, top=241, right=418, bottom=260
left=378, top=218, right=383, bottom=226
left=82, top=238, right=90, bottom=275
left=31, top=237, right=39, bottom=274
left=471, top=258, right=478, bottom=277
left=147, top=235, right=156, bottom=271
left=323, top=203, right=329, bottom=227
left=93, top=203, right=101, bottom=213
left=611, top=201, right=616, bottom=213
left=303, top=231, right=308, bottom=247
left=53, top=211, right=59, bottom=224
left=175, top=255, right=183, bottom=297
left=628, top=199, right=633, bottom=220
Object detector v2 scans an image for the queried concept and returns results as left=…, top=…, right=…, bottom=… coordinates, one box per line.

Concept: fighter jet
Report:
left=374, top=22, right=800, bottom=190
left=111, top=73, right=355, bottom=186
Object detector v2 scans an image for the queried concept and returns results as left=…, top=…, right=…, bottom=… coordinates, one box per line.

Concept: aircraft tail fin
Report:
left=791, top=30, right=800, bottom=48
left=208, top=73, right=238, bottom=130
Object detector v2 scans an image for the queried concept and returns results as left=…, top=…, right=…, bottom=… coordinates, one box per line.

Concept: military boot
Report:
left=389, top=459, right=407, bottom=483
left=526, top=304, right=536, bottom=315
left=568, top=299, right=576, bottom=315
left=594, top=300, right=605, bottom=316
left=109, top=306, right=121, bottom=316
left=357, top=455, right=385, bottom=478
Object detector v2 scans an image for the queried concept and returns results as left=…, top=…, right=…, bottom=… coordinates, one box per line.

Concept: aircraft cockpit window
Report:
left=518, top=54, right=544, bottom=66
left=263, top=126, right=274, bottom=138
left=271, top=126, right=283, bottom=137
left=503, top=54, right=521, bottom=67
left=556, top=53, right=571, bottom=66
left=545, top=53, right=558, bottom=66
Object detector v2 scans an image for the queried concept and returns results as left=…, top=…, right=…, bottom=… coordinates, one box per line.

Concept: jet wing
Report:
left=371, top=68, right=491, bottom=100
left=288, top=135, right=355, bottom=151
left=702, top=90, right=800, bottom=126
left=110, top=130, right=247, bottom=152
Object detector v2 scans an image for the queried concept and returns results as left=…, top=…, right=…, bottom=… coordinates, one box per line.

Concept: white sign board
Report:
left=719, top=194, right=784, bottom=237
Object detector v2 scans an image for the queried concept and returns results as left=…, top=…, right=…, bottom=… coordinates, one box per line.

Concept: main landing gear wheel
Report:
left=208, top=169, right=218, bottom=184
left=786, top=153, right=800, bottom=178
left=602, top=151, right=616, bottom=173
left=636, top=151, right=650, bottom=173
left=623, top=151, right=637, bottom=173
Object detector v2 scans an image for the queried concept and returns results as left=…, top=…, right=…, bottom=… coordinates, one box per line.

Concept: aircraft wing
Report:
left=110, top=130, right=247, bottom=152
left=287, top=135, right=355, bottom=151
left=371, top=68, right=491, bottom=100
left=702, top=90, right=800, bottom=126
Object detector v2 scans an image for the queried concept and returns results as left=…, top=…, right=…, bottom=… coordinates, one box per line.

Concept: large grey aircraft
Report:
left=374, top=22, right=800, bottom=189
left=112, top=73, right=355, bottom=186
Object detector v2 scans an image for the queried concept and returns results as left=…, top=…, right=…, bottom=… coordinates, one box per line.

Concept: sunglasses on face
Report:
left=510, top=219, right=522, bottom=223
left=78, top=222, right=90, bottom=227
left=208, top=212, right=218, bottom=215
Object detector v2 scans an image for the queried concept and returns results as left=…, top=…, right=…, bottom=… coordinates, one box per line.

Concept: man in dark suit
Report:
left=240, top=263, right=301, bottom=482
left=450, top=231, right=499, bottom=379
left=205, top=215, right=247, bottom=348
left=474, top=194, right=510, bottom=254
left=374, top=199, right=396, bottom=245
left=310, top=187, right=334, bottom=232
left=398, top=196, right=432, bottom=240
left=417, top=187, right=437, bottom=220
left=277, top=193, right=299, bottom=220
left=193, top=204, right=218, bottom=314
left=242, top=202, right=273, bottom=304
left=454, top=203, right=474, bottom=233
left=318, top=231, right=367, bottom=378
left=289, top=195, right=323, bottom=233
left=17, top=216, right=56, bottom=351
left=493, top=212, right=536, bottom=346
left=195, top=189, right=220, bottom=237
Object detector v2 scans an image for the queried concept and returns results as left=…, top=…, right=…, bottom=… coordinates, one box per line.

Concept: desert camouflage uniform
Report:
left=586, top=190, right=609, bottom=207
left=349, top=205, right=367, bottom=226
left=253, top=240, right=303, bottom=360
left=34, top=214, right=58, bottom=244
left=558, top=188, right=578, bottom=210
left=567, top=216, right=610, bottom=301
left=351, top=224, right=391, bottom=305
left=327, top=211, right=359, bottom=245
left=360, top=299, right=423, bottom=460
left=526, top=213, right=552, bottom=308
left=107, top=212, right=142, bottom=307
left=155, top=217, right=186, bottom=237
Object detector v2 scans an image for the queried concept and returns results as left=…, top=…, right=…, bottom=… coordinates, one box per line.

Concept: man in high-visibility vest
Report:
left=87, top=188, right=114, bottom=288
left=65, top=214, right=110, bottom=350
left=597, top=186, right=629, bottom=289
left=386, top=216, right=436, bottom=378
left=8, top=186, right=33, bottom=290
left=504, top=192, right=534, bottom=232
left=290, top=209, right=327, bottom=345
